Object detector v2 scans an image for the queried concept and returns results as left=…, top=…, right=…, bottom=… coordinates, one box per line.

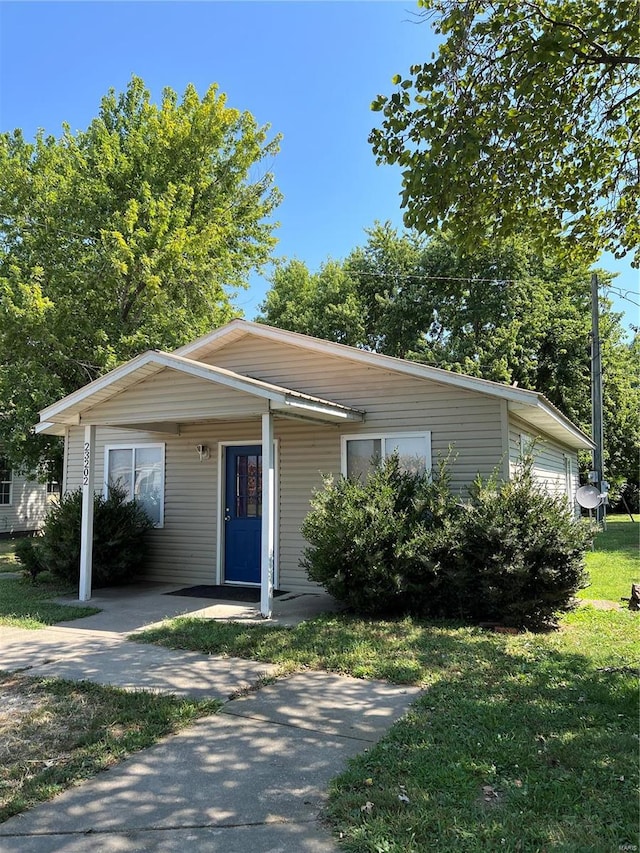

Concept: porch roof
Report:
left=35, top=350, right=365, bottom=436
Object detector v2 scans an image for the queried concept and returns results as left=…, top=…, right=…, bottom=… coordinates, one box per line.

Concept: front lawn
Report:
left=0, top=576, right=100, bottom=627
left=579, top=514, right=639, bottom=602
left=0, top=539, right=18, bottom=572
left=134, top=608, right=638, bottom=851
left=133, top=512, right=639, bottom=851
left=0, top=672, right=220, bottom=822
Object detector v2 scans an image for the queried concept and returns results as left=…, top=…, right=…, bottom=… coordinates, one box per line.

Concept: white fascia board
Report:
left=180, top=321, right=591, bottom=447
left=279, top=395, right=365, bottom=422
left=34, top=421, right=66, bottom=436
left=509, top=401, right=594, bottom=450
left=178, top=320, right=541, bottom=407
left=38, top=347, right=362, bottom=428
left=174, top=318, right=248, bottom=357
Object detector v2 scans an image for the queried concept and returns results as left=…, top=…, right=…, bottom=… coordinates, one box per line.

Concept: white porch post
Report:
left=79, top=424, right=96, bottom=602
left=260, top=411, right=275, bottom=618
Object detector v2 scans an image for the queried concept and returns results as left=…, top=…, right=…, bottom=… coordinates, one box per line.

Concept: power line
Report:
left=601, top=284, right=640, bottom=308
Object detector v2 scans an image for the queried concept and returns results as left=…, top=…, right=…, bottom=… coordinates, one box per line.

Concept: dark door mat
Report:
left=165, top=585, right=288, bottom=602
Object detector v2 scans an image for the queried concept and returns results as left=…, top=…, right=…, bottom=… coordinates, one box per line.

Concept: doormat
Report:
left=165, top=585, right=288, bottom=603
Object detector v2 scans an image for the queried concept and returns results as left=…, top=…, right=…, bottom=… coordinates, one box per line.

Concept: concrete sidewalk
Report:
left=0, top=614, right=421, bottom=851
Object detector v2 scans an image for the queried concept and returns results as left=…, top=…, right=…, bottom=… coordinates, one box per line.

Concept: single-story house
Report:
left=35, top=320, right=594, bottom=616
left=0, top=445, right=51, bottom=536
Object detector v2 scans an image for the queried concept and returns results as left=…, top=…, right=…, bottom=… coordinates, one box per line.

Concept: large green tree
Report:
left=0, top=76, right=281, bottom=475
left=370, top=0, right=639, bottom=265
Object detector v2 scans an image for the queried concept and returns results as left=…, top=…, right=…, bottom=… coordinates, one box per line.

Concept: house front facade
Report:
left=36, top=321, right=593, bottom=615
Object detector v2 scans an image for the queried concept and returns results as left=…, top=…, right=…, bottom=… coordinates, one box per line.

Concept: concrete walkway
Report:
left=0, top=588, right=422, bottom=852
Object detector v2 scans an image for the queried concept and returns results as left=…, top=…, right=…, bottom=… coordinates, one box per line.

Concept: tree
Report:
left=258, top=258, right=365, bottom=346
left=370, top=0, right=639, bottom=265
left=0, top=76, right=281, bottom=475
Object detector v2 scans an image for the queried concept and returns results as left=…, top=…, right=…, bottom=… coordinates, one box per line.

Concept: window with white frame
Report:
left=105, top=444, right=165, bottom=527
left=341, top=433, right=431, bottom=480
left=0, top=455, right=12, bottom=505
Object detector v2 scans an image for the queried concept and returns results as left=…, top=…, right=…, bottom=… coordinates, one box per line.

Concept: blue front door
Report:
left=224, top=445, right=262, bottom=584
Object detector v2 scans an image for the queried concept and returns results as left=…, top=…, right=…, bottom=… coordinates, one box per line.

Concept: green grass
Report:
left=0, top=576, right=100, bottom=627
left=327, top=608, right=639, bottom=852
left=0, top=671, right=221, bottom=822
left=0, top=539, right=19, bottom=572
left=580, top=514, right=639, bottom=602
left=136, top=609, right=639, bottom=852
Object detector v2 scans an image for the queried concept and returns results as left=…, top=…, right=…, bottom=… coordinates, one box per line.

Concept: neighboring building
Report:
left=0, top=447, right=49, bottom=535
left=35, top=320, right=594, bottom=613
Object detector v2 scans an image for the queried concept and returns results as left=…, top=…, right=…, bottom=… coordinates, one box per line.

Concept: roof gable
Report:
left=176, top=320, right=593, bottom=450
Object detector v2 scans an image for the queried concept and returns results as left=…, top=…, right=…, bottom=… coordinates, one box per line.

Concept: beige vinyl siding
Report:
left=67, top=421, right=329, bottom=591
left=81, top=368, right=266, bottom=424
left=201, top=336, right=505, bottom=496
left=0, top=446, right=48, bottom=533
left=508, top=415, right=580, bottom=511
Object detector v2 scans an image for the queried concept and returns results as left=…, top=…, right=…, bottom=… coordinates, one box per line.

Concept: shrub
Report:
left=446, top=464, right=592, bottom=629
left=300, top=455, right=459, bottom=616
left=14, top=536, right=46, bottom=581
left=16, top=487, right=154, bottom=587
left=301, top=457, right=592, bottom=628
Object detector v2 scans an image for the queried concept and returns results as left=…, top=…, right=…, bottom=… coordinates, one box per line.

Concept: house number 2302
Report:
left=82, top=442, right=91, bottom=486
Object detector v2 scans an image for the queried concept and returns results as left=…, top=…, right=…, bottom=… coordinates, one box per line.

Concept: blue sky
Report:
left=0, top=0, right=637, bottom=330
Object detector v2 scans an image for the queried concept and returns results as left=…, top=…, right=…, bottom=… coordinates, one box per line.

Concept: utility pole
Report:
left=590, top=272, right=605, bottom=523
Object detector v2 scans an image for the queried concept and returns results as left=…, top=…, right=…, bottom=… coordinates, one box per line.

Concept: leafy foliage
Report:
left=445, top=463, right=592, bottom=628
left=15, top=487, right=154, bottom=587
left=259, top=258, right=365, bottom=345
left=0, top=76, right=281, bottom=476
left=369, top=0, right=639, bottom=265
left=301, top=456, right=458, bottom=616
left=301, top=458, right=592, bottom=628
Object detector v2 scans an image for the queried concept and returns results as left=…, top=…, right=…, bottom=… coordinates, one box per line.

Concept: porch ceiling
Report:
left=35, top=350, right=365, bottom=436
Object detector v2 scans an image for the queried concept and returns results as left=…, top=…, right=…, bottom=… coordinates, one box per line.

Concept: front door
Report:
left=224, top=445, right=262, bottom=584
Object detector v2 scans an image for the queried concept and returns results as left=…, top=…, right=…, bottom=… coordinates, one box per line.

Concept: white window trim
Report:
left=0, top=457, right=12, bottom=507
left=217, top=440, right=279, bottom=589
left=340, top=432, right=432, bottom=478
left=103, top=443, right=165, bottom=528
left=564, top=453, right=575, bottom=508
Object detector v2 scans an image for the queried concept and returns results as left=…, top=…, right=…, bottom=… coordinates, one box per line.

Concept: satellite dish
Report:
left=576, top=485, right=602, bottom=509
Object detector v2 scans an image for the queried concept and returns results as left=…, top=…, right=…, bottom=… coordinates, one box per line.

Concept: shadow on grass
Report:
left=328, top=611, right=638, bottom=853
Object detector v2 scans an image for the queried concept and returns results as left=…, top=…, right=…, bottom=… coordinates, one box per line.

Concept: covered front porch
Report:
left=36, top=350, right=364, bottom=617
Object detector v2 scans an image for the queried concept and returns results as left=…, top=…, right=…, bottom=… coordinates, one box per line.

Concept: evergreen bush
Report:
left=301, top=457, right=591, bottom=628
left=15, top=486, right=154, bottom=587
left=446, top=465, right=592, bottom=629
left=14, top=536, right=46, bottom=581
left=300, top=456, right=459, bottom=615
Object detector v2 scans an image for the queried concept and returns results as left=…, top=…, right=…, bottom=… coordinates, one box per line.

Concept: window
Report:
left=341, top=433, right=431, bottom=480
left=105, top=444, right=165, bottom=526
left=0, top=455, right=11, bottom=505
left=520, top=433, right=534, bottom=457
left=46, top=480, right=60, bottom=495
